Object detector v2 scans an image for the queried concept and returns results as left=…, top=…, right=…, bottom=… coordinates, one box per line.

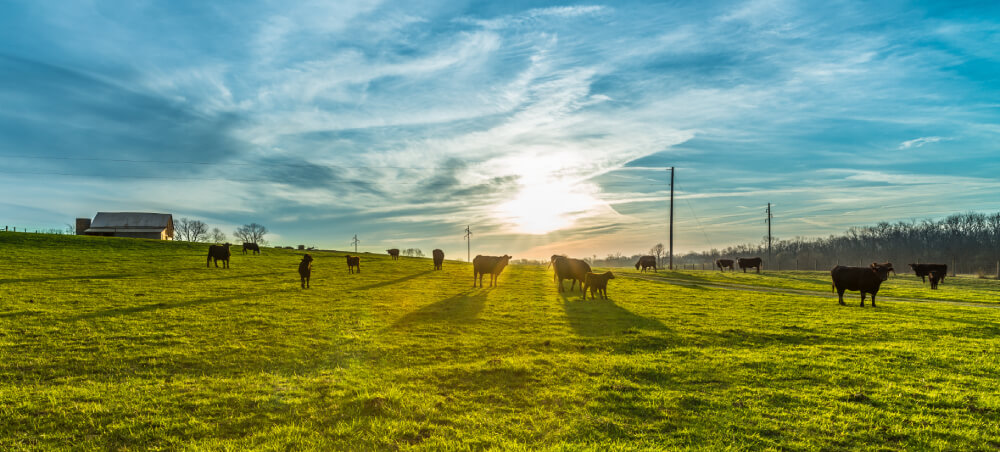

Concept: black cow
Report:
left=909, top=263, right=948, bottom=284
left=716, top=259, right=735, bottom=272
left=207, top=244, right=231, bottom=268
left=299, top=254, right=313, bottom=289
left=387, top=249, right=400, bottom=260
left=737, top=257, right=762, bottom=273
left=346, top=255, right=361, bottom=274
left=549, top=255, right=592, bottom=292
left=928, top=270, right=944, bottom=290
left=831, top=262, right=894, bottom=307
left=242, top=242, right=260, bottom=255
left=635, top=256, right=657, bottom=272
left=433, top=249, right=444, bottom=270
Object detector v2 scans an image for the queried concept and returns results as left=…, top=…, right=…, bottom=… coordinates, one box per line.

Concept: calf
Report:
left=634, top=255, right=657, bottom=272
left=299, top=254, right=313, bottom=289
left=716, top=259, right=735, bottom=272
left=346, top=255, right=361, bottom=274
left=583, top=271, right=615, bottom=300
left=207, top=244, right=231, bottom=268
left=928, top=270, right=944, bottom=289
left=737, top=257, right=762, bottom=273
left=387, top=249, right=400, bottom=260
left=433, top=249, right=444, bottom=270
left=831, top=262, right=894, bottom=307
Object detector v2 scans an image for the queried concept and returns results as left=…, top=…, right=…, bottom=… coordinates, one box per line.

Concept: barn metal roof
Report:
left=89, top=212, right=172, bottom=229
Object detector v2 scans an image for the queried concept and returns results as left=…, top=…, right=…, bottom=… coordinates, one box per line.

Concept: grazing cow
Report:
left=207, top=243, right=231, bottom=268
left=346, top=255, right=361, bottom=274
left=737, top=257, right=763, bottom=273
left=583, top=271, right=616, bottom=300
left=928, top=270, right=944, bottom=290
left=433, top=249, right=444, bottom=270
left=831, top=262, right=895, bottom=307
left=387, top=249, right=400, bottom=260
left=242, top=242, right=260, bottom=255
left=473, top=254, right=512, bottom=288
left=908, top=263, right=948, bottom=284
left=548, top=255, right=592, bottom=292
left=299, top=254, right=313, bottom=289
left=634, top=255, right=657, bottom=272
left=716, top=259, right=735, bottom=272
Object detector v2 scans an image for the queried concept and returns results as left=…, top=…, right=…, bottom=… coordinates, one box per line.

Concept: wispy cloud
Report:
left=898, top=136, right=948, bottom=149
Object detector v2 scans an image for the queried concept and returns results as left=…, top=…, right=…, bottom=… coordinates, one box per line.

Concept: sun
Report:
left=495, top=182, right=599, bottom=235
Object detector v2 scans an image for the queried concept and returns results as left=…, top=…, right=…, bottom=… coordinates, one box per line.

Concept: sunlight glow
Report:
left=496, top=181, right=600, bottom=234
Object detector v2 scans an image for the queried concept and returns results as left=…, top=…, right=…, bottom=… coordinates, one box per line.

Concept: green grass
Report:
left=2, top=232, right=1000, bottom=450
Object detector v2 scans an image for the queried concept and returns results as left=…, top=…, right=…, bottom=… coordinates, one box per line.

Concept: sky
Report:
left=1, top=0, right=999, bottom=260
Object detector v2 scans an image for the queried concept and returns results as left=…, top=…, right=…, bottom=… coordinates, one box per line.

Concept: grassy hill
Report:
left=2, top=232, right=999, bottom=450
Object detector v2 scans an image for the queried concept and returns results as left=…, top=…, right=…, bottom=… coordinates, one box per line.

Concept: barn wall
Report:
left=114, top=232, right=164, bottom=240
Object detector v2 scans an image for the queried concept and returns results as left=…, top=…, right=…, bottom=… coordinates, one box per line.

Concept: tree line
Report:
left=174, top=219, right=268, bottom=245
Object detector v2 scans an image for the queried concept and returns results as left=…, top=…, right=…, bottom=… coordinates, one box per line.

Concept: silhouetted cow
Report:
left=299, top=254, right=313, bottom=289
left=207, top=244, right=231, bottom=268
left=583, top=271, right=615, bottom=300
left=909, top=263, right=948, bottom=284
left=433, top=249, right=444, bottom=270
left=346, top=255, right=360, bottom=274
left=242, top=242, right=260, bottom=255
left=831, top=262, right=894, bottom=307
left=387, top=249, right=400, bottom=260
left=928, top=270, right=944, bottom=289
left=473, top=254, right=512, bottom=287
left=737, top=257, right=762, bottom=273
left=635, top=256, right=657, bottom=272
left=716, top=259, right=735, bottom=272
left=549, top=255, right=592, bottom=292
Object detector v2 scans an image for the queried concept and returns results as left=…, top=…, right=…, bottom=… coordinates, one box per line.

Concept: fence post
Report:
left=996, top=260, right=999, bottom=280
left=952, top=257, right=957, bottom=277
left=815, top=260, right=818, bottom=271
left=795, top=259, right=798, bottom=271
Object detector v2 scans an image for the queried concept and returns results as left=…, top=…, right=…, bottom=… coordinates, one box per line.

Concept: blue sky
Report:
left=2, top=1, right=999, bottom=259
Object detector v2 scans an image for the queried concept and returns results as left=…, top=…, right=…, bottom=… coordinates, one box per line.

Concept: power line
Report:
left=351, top=234, right=359, bottom=253
left=464, top=225, right=472, bottom=263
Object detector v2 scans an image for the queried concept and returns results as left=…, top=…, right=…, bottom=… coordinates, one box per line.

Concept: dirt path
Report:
left=620, top=273, right=1000, bottom=309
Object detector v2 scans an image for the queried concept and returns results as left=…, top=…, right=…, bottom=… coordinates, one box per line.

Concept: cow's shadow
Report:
left=347, top=270, right=434, bottom=292
left=391, top=290, right=489, bottom=329
left=559, top=292, right=671, bottom=338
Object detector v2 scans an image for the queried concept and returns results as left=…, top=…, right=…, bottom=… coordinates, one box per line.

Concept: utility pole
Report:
left=351, top=234, right=359, bottom=253
left=464, top=225, right=472, bottom=262
left=669, top=167, right=674, bottom=270
left=766, top=203, right=773, bottom=264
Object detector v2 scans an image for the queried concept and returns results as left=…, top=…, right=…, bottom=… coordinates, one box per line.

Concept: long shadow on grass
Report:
left=391, top=290, right=489, bottom=329
left=64, top=288, right=298, bottom=322
left=347, top=270, right=434, bottom=292
left=0, top=273, right=143, bottom=284
left=560, top=292, right=672, bottom=338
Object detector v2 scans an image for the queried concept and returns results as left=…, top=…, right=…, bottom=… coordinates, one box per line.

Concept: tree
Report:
left=209, top=228, right=227, bottom=243
left=403, top=248, right=424, bottom=257
left=650, top=243, right=665, bottom=267
left=175, top=218, right=207, bottom=241
left=234, top=223, right=268, bottom=245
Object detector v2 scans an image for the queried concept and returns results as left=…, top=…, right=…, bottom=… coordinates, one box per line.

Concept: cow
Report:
left=634, top=255, right=657, bottom=272
left=473, top=254, right=512, bottom=288
left=928, top=270, right=944, bottom=289
left=737, top=257, right=763, bottom=273
left=433, top=249, right=444, bottom=270
left=831, top=262, right=895, bottom=307
left=299, top=254, right=313, bottom=289
left=583, top=271, right=616, bottom=300
left=242, top=242, right=260, bottom=255
left=716, top=259, right=735, bottom=272
left=908, top=263, right=948, bottom=284
left=207, top=244, right=231, bottom=268
left=387, top=249, right=400, bottom=260
left=548, top=255, right=592, bottom=292
left=346, top=255, right=360, bottom=274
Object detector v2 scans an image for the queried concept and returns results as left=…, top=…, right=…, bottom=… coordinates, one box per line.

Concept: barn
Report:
left=77, top=212, right=174, bottom=240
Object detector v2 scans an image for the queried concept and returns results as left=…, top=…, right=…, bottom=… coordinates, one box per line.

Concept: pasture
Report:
left=1, top=233, right=999, bottom=450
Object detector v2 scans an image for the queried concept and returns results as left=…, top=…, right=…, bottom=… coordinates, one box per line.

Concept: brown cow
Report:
left=387, top=249, right=400, bottom=260
left=433, top=249, right=444, bottom=270
left=346, top=255, right=360, bottom=274
left=298, top=254, right=313, bottom=289
left=583, top=271, right=615, bottom=300
left=473, top=254, right=512, bottom=287
left=634, top=255, right=657, bottom=272
left=716, top=259, right=735, bottom=272
left=909, top=263, right=947, bottom=284
left=737, top=257, right=762, bottom=273
left=831, top=262, right=894, bottom=307
left=549, top=255, right=592, bottom=292
left=207, top=244, right=231, bottom=268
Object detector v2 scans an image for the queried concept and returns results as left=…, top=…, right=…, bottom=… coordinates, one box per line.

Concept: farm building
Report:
left=76, top=212, right=174, bottom=240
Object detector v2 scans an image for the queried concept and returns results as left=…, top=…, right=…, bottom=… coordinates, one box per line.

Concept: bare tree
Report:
left=234, top=223, right=268, bottom=245
left=209, top=227, right=227, bottom=243
left=402, top=248, right=425, bottom=257
left=175, top=218, right=192, bottom=241
left=188, top=220, right=208, bottom=242
left=650, top=243, right=665, bottom=267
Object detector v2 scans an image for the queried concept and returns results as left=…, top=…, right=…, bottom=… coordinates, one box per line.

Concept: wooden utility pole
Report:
left=766, top=203, right=773, bottom=264
left=351, top=234, right=359, bottom=253
left=464, top=225, right=472, bottom=262
left=669, top=167, right=674, bottom=270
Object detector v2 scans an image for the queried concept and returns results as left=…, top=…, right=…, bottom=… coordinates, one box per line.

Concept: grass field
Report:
left=2, top=233, right=1000, bottom=450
